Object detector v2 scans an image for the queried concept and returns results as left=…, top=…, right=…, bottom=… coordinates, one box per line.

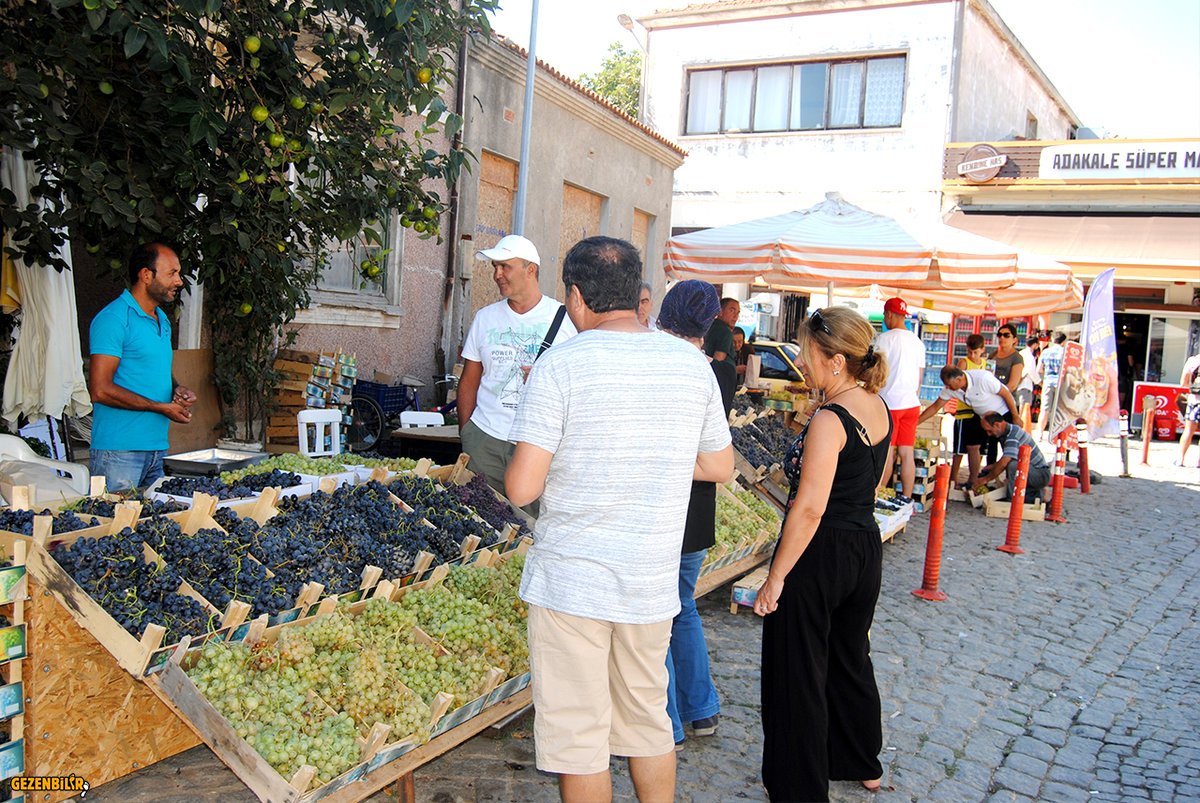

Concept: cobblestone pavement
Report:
left=80, top=439, right=1200, bottom=803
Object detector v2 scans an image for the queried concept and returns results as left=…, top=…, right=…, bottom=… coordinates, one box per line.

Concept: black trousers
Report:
left=761, top=526, right=884, bottom=802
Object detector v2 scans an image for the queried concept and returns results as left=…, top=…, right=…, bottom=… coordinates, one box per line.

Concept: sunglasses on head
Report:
left=807, top=309, right=832, bottom=335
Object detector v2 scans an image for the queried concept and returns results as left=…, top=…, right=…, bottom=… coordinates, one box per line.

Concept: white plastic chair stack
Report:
left=297, top=409, right=343, bottom=457
left=0, top=433, right=91, bottom=502
left=398, top=411, right=444, bottom=428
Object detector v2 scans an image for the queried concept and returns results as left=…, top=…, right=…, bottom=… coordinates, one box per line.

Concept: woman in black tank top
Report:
left=754, top=307, right=892, bottom=802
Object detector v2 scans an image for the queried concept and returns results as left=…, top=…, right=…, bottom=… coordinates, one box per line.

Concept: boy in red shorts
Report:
left=875, top=297, right=925, bottom=502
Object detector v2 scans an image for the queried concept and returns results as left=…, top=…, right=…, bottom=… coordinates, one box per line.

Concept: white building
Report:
left=639, top=0, right=1079, bottom=229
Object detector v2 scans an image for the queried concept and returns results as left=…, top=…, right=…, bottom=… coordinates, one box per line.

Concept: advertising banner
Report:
left=1081, top=269, right=1121, bottom=439
left=1047, top=341, right=1086, bottom=447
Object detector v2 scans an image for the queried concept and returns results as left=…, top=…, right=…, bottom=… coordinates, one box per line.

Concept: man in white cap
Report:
left=459, top=235, right=576, bottom=508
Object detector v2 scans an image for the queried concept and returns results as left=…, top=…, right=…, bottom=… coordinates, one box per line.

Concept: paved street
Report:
left=81, top=438, right=1200, bottom=802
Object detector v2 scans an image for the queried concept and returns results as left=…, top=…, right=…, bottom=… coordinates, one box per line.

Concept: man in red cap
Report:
left=875, top=297, right=925, bottom=503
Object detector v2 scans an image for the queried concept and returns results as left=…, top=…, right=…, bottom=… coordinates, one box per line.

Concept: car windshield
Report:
left=780, top=343, right=801, bottom=363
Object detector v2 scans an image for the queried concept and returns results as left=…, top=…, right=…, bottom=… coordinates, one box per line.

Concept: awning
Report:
left=946, top=211, right=1200, bottom=284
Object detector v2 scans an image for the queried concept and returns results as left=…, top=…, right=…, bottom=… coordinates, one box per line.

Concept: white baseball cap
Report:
left=476, top=234, right=540, bottom=266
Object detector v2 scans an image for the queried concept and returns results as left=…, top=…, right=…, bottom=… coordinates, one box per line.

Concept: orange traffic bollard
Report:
left=997, top=444, right=1031, bottom=555
left=1076, top=424, right=1091, bottom=494
left=1139, top=395, right=1156, bottom=466
left=912, top=463, right=951, bottom=602
left=1046, top=435, right=1069, bottom=524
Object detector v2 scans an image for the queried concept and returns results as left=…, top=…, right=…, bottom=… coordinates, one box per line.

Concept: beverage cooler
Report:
left=949, top=315, right=1031, bottom=363
left=917, top=322, right=950, bottom=403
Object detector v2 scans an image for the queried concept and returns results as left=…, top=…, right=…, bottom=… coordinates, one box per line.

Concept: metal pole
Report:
left=512, top=0, right=539, bottom=235
left=826, top=281, right=833, bottom=306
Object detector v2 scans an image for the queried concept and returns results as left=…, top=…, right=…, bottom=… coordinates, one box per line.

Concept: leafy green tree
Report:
left=0, top=0, right=496, bottom=438
left=579, top=42, right=641, bottom=118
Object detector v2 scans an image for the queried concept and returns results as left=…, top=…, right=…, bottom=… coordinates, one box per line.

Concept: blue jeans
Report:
left=90, top=449, right=166, bottom=492
left=666, top=549, right=721, bottom=742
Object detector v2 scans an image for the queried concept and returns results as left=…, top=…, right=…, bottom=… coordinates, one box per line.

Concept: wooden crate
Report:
left=17, top=533, right=202, bottom=803
left=729, top=565, right=769, bottom=613
left=275, top=349, right=319, bottom=364
left=982, top=498, right=1046, bottom=521
left=694, top=549, right=771, bottom=599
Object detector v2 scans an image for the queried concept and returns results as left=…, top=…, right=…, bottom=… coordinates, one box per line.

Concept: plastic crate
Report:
left=353, top=379, right=410, bottom=411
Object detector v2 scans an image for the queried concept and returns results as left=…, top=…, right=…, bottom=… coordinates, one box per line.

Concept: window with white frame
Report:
left=684, top=54, right=906, bottom=135
left=291, top=162, right=404, bottom=310
left=311, top=211, right=404, bottom=309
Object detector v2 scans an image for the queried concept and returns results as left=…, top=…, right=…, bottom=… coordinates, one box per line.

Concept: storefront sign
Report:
left=1040, top=140, right=1200, bottom=180
left=956, top=144, right=1007, bottom=182
left=1081, top=269, right=1120, bottom=440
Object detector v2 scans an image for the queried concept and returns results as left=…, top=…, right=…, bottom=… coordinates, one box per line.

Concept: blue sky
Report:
left=487, top=0, right=1200, bottom=139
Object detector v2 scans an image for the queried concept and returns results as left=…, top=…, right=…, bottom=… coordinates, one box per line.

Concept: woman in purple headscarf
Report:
left=656, top=280, right=735, bottom=747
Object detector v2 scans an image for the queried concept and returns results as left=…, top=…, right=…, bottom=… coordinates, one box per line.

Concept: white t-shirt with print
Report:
left=875, top=327, right=926, bottom=410
left=461, top=295, right=576, bottom=440
left=509, top=330, right=732, bottom=624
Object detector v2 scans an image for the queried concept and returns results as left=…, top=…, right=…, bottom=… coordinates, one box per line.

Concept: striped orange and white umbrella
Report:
left=664, top=193, right=1019, bottom=289
left=764, top=252, right=1083, bottom=317
left=871, top=252, right=1084, bottom=316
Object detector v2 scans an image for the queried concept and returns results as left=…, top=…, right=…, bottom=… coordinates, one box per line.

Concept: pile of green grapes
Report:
left=733, top=487, right=782, bottom=526
left=220, top=455, right=352, bottom=484
left=399, top=574, right=528, bottom=703
left=340, top=455, right=419, bottom=473
left=715, top=496, right=767, bottom=549
left=188, top=639, right=361, bottom=784
left=188, top=561, right=530, bottom=782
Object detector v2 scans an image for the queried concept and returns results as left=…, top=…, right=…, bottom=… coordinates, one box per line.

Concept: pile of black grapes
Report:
left=732, top=394, right=759, bottom=416
left=445, top=474, right=529, bottom=537
left=751, top=416, right=796, bottom=462
left=731, top=426, right=775, bottom=468
left=155, top=469, right=304, bottom=500
left=0, top=508, right=100, bottom=536
left=732, top=417, right=796, bottom=469
left=51, top=521, right=217, bottom=643
left=388, top=474, right=498, bottom=549
left=70, top=497, right=188, bottom=518
left=139, top=517, right=293, bottom=617
left=233, top=482, right=442, bottom=597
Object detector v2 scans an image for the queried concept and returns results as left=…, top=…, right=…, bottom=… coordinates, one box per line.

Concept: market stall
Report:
left=0, top=434, right=781, bottom=801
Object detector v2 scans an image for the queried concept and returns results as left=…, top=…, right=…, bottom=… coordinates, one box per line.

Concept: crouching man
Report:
left=978, top=412, right=1051, bottom=503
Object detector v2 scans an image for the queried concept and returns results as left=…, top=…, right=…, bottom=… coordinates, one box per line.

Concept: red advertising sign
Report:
left=1131, top=381, right=1187, bottom=439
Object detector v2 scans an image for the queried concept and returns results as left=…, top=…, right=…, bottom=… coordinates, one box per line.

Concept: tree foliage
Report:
left=0, top=0, right=496, bottom=438
left=579, top=42, right=641, bottom=119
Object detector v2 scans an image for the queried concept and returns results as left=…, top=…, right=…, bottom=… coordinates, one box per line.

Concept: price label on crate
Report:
left=0, top=738, right=25, bottom=781
left=0, top=624, right=27, bottom=663
left=0, top=681, right=23, bottom=719
left=0, top=565, right=26, bottom=604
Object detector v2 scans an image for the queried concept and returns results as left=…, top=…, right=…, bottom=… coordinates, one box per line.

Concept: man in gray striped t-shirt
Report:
left=506, top=236, right=733, bottom=802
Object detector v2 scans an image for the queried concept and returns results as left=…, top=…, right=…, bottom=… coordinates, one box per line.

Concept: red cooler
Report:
left=1131, top=381, right=1187, bottom=439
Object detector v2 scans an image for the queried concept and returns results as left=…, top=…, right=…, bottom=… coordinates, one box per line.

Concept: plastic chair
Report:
left=398, top=411, right=444, bottom=428
left=0, top=433, right=91, bottom=498
left=297, top=409, right=343, bottom=457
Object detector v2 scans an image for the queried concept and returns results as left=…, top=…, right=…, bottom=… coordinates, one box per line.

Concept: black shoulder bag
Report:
left=535, top=306, right=568, bottom=361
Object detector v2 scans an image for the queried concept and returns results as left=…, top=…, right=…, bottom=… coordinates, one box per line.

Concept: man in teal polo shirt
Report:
left=88, top=243, right=195, bottom=490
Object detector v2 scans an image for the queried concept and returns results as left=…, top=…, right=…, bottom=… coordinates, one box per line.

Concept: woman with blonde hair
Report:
left=755, top=306, right=890, bottom=801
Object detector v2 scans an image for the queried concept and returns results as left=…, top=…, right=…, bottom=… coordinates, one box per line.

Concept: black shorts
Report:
left=953, top=413, right=987, bottom=452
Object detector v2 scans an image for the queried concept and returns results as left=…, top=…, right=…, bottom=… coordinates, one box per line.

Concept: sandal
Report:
left=860, top=779, right=882, bottom=793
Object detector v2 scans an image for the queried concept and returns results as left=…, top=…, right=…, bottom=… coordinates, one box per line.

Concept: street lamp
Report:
left=615, top=13, right=647, bottom=122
